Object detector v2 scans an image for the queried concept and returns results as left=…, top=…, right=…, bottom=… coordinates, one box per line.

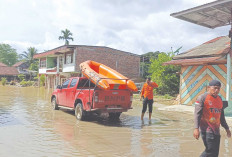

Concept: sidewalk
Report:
left=157, top=104, right=194, bottom=113
left=157, top=104, right=232, bottom=125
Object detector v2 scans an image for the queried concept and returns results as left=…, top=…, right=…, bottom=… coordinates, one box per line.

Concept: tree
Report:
left=29, top=60, right=39, bottom=71
left=0, top=44, right=18, bottom=66
left=58, top=29, right=74, bottom=45
left=140, top=51, right=160, bottom=78
left=149, top=51, right=181, bottom=96
left=20, top=47, right=38, bottom=65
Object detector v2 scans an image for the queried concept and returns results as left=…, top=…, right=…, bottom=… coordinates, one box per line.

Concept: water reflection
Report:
left=0, top=86, right=232, bottom=157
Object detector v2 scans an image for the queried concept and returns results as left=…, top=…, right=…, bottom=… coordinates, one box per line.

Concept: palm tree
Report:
left=20, top=47, right=38, bottom=80
left=58, top=29, right=74, bottom=45
left=20, top=47, right=38, bottom=65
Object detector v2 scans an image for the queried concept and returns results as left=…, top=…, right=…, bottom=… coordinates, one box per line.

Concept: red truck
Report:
left=51, top=77, right=133, bottom=120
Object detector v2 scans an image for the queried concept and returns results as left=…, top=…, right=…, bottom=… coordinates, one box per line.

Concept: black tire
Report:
left=51, top=97, right=59, bottom=110
left=75, top=103, right=85, bottom=120
left=109, top=112, right=121, bottom=120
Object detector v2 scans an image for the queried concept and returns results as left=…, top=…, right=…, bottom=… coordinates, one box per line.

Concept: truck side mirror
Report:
left=57, top=85, right=62, bottom=89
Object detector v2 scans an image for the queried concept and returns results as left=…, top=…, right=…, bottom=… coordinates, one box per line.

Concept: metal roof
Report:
left=164, top=36, right=230, bottom=65
left=171, top=0, right=232, bottom=29
left=163, top=56, right=226, bottom=66
left=174, top=36, right=230, bottom=59
left=0, top=67, right=19, bottom=76
left=34, top=45, right=139, bottom=59
left=0, top=62, right=7, bottom=67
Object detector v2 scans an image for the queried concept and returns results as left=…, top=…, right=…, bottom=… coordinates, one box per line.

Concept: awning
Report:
left=171, top=0, right=232, bottom=29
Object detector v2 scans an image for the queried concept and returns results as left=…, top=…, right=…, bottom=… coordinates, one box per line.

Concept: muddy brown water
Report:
left=0, top=86, right=232, bottom=157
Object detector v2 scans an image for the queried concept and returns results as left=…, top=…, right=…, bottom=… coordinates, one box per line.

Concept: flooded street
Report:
left=0, top=86, right=232, bottom=157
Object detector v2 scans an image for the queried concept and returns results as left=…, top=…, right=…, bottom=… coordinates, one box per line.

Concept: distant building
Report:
left=0, top=66, right=19, bottom=82
left=0, top=61, right=30, bottom=82
left=164, top=36, right=230, bottom=105
left=34, top=45, right=140, bottom=88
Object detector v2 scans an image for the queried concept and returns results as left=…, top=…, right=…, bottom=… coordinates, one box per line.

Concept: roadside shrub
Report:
left=18, top=74, right=25, bottom=81
left=164, top=94, right=172, bottom=99
left=1, top=77, right=7, bottom=86
left=10, top=80, right=16, bottom=85
left=20, top=79, right=34, bottom=87
left=40, top=74, right=45, bottom=86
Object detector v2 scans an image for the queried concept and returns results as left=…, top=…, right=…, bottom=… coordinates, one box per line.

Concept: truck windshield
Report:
left=77, top=79, right=96, bottom=89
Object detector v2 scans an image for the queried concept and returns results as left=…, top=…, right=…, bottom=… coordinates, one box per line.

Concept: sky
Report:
left=0, top=0, right=230, bottom=55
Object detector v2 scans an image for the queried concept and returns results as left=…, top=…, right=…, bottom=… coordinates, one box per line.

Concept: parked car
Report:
left=51, top=77, right=133, bottom=120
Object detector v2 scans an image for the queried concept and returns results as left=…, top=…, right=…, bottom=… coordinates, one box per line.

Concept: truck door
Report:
left=66, top=78, right=78, bottom=108
left=58, top=79, right=70, bottom=106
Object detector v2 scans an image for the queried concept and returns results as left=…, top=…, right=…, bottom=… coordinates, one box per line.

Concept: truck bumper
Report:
left=90, top=107, right=132, bottom=113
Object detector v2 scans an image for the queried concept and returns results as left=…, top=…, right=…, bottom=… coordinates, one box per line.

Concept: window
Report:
left=59, top=56, right=63, bottom=68
left=77, top=79, right=96, bottom=88
left=65, top=53, right=73, bottom=64
left=62, top=79, right=70, bottom=88
left=69, top=78, right=78, bottom=88
left=40, top=59, right=46, bottom=68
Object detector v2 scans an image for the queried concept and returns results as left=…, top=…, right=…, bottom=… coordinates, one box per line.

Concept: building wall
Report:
left=180, top=64, right=228, bottom=105
left=74, top=46, right=140, bottom=80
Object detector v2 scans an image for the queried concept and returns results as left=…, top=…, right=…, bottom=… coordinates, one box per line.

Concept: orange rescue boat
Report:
left=80, top=60, right=138, bottom=92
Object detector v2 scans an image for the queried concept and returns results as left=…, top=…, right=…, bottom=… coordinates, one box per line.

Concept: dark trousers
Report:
left=200, top=132, right=221, bottom=157
left=142, top=97, right=153, bottom=113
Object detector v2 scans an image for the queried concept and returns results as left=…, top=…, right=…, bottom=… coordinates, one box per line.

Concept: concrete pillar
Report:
left=38, top=74, right=40, bottom=87
left=226, top=53, right=231, bottom=103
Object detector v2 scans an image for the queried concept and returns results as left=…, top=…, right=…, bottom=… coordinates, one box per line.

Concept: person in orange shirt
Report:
left=140, top=77, right=158, bottom=121
left=194, top=80, right=231, bottom=157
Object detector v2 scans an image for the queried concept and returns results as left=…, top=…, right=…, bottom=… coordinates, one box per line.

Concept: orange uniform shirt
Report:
left=140, top=82, right=158, bottom=100
left=195, top=93, right=229, bottom=135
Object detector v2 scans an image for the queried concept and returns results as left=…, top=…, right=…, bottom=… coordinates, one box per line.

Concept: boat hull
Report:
left=80, top=60, right=138, bottom=92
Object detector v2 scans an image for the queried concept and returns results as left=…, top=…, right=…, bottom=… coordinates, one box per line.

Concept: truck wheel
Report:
left=75, top=103, right=85, bottom=120
left=52, top=97, right=59, bottom=110
left=109, top=112, right=121, bottom=120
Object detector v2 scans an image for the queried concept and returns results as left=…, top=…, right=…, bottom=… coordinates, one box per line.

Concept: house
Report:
left=12, top=61, right=31, bottom=79
left=0, top=61, right=31, bottom=82
left=164, top=36, right=231, bottom=106
left=12, top=61, right=29, bottom=74
left=0, top=66, right=19, bottom=82
left=33, top=45, right=140, bottom=88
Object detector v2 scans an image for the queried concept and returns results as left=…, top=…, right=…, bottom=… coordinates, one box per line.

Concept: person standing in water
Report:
left=193, top=80, right=231, bottom=157
left=140, top=77, right=158, bottom=121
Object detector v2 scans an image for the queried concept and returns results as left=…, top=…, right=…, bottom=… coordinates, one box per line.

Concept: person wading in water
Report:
left=140, top=77, right=158, bottom=121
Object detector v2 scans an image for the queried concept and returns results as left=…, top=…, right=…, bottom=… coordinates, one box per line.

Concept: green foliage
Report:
left=58, top=29, right=74, bottom=45
left=149, top=51, right=180, bottom=96
left=18, top=74, right=25, bottom=81
left=40, top=74, right=45, bottom=86
left=29, top=60, right=39, bottom=71
left=1, top=77, right=7, bottom=86
left=20, top=79, right=34, bottom=87
left=164, top=94, right=172, bottom=99
left=140, top=51, right=160, bottom=78
left=0, top=44, right=18, bottom=66
left=20, top=47, right=38, bottom=65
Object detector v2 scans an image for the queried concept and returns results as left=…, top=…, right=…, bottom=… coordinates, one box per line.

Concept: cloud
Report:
left=0, top=0, right=229, bottom=55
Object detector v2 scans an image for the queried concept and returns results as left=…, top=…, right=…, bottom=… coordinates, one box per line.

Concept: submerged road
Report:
left=0, top=86, right=231, bottom=157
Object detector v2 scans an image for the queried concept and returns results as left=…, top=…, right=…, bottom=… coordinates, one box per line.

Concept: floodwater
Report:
left=0, top=86, right=232, bottom=157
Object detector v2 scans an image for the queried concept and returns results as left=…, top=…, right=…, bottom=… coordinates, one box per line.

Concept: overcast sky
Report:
left=0, top=0, right=230, bottom=55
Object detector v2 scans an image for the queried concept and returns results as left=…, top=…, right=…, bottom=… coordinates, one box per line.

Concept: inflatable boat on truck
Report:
left=51, top=61, right=138, bottom=120
left=79, top=60, right=138, bottom=92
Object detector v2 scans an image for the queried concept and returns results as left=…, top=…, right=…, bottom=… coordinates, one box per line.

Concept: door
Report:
left=58, top=79, right=70, bottom=106
left=66, top=78, right=78, bottom=107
